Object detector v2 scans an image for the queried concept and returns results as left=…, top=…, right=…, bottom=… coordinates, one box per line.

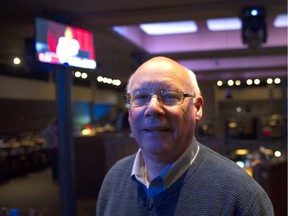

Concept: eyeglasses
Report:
left=125, top=90, right=195, bottom=107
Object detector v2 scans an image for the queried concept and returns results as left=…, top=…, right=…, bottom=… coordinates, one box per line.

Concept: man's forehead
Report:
left=130, top=80, right=177, bottom=91
left=139, top=58, right=179, bottom=71
left=127, top=57, right=190, bottom=92
left=129, top=72, right=189, bottom=93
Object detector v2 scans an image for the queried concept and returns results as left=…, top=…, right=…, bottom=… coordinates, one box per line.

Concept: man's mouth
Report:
left=143, top=126, right=170, bottom=132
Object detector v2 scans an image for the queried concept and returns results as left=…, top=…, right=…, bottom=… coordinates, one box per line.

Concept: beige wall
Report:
left=0, top=75, right=284, bottom=120
left=0, top=75, right=123, bottom=105
left=215, top=86, right=282, bottom=102
left=198, top=80, right=283, bottom=122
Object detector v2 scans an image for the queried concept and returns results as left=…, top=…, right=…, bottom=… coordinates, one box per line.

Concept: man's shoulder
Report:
left=115, top=154, right=136, bottom=167
left=198, top=142, right=239, bottom=167
left=195, top=142, right=265, bottom=191
left=195, top=142, right=254, bottom=181
left=106, top=154, right=136, bottom=176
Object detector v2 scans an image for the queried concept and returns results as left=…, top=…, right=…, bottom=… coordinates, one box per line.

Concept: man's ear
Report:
left=194, top=97, right=203, bottom=120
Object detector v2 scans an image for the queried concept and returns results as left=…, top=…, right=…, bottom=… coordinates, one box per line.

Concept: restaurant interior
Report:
left=0, top=0, right=287, bottom=215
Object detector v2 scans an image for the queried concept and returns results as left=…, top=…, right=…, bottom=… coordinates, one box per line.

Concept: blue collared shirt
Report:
left=131, top=138, right=199, bottom=197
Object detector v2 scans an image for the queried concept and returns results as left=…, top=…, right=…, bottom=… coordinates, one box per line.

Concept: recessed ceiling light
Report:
left=139, top=20, right=198, bottom=35
left=81, top=72, right=88, bottom=79
left=246, top=79, right=253, bottom=85
left=274, top=78, right=281, bottom=84
left=217, top=80, right=223, bottom=87
left=206, top=17, right=242, bottom=31
left=13, top=57, right=21, bottom=65
left=227, top=79, right=234, bottom=86
left=254, top=79, right=260, bottom=85
left=273, top=14, right=288, bottom=28
left=75, top=71, right=81, bottom=78
left=267, top=78, right=273, bottom=84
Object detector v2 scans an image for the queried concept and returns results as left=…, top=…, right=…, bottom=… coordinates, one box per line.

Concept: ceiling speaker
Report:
left=241, top=6, right=267, bottom=49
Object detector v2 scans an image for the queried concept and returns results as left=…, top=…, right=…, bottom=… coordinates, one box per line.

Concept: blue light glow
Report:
left=251, top=9, right=258, bottom=16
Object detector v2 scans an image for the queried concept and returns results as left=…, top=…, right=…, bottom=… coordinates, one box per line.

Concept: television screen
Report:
left=73, top=101, right=92, bottom=128
left=35, top=17, right=97, bottom=69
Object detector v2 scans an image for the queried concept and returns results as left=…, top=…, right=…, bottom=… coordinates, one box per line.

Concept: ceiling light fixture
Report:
left=227, top=80, right=234, bottom=86
left=254, top=79, right=260, bottom=85
left=273, top=14, right=288, bottom=28
left=13, top=57, right=21, bottom=65
left=235, top=80, right=241, bottom=86
left=97, top=76, right=121, bottom=86
left=74, top=71, right=81, bottom=78
left=246, top=79, right=253, bottom=85
left=274, top=78, right=281, bottom=84
left=267, top=78, right=273, bottom=84
left=81, top=73, right=88, bottom=79
left=217, top=80, right=223, bottom=87
left=206, top=17, right=242, bottom=31
left=139, top=20, right=198, bottom=35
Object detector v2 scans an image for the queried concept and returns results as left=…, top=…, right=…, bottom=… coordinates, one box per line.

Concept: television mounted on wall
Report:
left=35, top=17, right=97, bottom=70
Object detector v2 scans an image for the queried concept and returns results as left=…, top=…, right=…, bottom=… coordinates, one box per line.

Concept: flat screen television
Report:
left=35, top=17, right=97, bottom=69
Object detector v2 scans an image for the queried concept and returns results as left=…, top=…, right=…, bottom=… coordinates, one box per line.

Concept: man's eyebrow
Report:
left=130, top=88, right=145, bottom=93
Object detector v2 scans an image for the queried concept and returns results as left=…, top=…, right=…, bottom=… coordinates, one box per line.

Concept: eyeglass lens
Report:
left=129, top=90, right=185, bottom=106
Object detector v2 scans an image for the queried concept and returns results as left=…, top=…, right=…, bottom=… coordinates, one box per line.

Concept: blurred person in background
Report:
left=41, top=119, right=58, bottom=182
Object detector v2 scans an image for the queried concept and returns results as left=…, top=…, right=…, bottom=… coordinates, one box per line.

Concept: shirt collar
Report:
left=164, top=138, right=199, bottom=187
left=131, top=138, right=199, bottom=194
left=131, top=148, right=149, bottom=187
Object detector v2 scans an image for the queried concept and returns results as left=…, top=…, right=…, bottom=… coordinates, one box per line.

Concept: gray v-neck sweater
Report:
left=96, top=143, right=274, bottom=216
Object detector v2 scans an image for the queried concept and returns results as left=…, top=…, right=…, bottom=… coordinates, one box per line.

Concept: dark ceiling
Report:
left=0, top=0, right=287, bottom=85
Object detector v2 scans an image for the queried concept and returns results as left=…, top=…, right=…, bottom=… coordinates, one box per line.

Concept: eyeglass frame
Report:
left=125, top=90, right=196, bottom=107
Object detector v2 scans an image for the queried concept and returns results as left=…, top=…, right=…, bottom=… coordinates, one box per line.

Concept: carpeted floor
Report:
left=0, top=168, right=96, bottom=215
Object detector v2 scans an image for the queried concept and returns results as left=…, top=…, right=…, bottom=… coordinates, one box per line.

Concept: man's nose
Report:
left=149, top=95, right=162, bottom=106
left=144, top=95, right=164, bottom=117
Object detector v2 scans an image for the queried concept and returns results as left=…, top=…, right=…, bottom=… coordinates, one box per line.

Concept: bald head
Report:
left=127, top=56, right=201, bottom=97
left=135, top=56, right=184, bottom=73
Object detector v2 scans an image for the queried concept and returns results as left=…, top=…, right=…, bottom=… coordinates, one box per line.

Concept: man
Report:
left=96, top=56, right=273, bottom=215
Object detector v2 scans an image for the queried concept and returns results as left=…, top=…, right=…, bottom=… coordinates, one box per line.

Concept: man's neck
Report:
left=142, top=147, right=189, bottom=182
left=144, top=159, right=170, bottom=182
